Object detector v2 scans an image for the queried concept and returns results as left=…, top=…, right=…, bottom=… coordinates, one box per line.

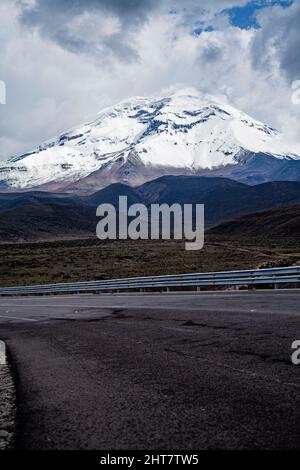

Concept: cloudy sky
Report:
left=0, top=0, right=299, bottom=160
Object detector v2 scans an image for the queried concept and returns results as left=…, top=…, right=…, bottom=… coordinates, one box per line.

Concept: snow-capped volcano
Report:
left=1, top=88, right=300, bottom=192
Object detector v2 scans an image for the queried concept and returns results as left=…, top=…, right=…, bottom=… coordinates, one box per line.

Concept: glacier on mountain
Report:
left=1, top=88, right=299, bottom=191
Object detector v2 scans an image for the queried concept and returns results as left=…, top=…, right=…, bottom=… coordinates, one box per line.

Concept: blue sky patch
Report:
left=225, top=0, right=293, bottom=30
left=192, top=26, right=214, bottom=37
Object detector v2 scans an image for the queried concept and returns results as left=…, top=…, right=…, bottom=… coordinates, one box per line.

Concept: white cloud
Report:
left=0, top=0, right=299, bottom=160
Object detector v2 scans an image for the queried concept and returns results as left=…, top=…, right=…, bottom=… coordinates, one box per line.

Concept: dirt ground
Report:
left=0, top=235, right=299, bottom=287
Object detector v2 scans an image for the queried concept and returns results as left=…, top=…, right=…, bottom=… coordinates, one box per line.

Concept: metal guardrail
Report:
left=0, top=266, right=299, bottom=296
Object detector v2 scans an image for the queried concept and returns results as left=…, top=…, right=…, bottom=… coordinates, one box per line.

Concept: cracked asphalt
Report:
left=0, top=290, right=300, bottom=449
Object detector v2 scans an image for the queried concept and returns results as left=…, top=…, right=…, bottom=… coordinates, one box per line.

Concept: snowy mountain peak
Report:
left=1, top=89, right=300, bottom=192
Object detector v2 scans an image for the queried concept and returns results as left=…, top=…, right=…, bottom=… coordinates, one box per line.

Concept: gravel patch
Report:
left=0, top=360, right=16, bottom=450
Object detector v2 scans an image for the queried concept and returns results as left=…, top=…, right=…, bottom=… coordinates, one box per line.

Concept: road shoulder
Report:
left=0, top=343, right=17, bottom=450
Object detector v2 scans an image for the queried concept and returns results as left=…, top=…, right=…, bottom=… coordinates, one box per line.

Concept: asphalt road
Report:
left=0, top=290, right=300, bottom=450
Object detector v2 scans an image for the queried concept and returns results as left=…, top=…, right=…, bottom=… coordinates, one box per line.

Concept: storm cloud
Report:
left=18, top=0, right=248, bottom=61
left=252, top=1, right=300, bottom=83
left=19, top=0, right=160, bottom=61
